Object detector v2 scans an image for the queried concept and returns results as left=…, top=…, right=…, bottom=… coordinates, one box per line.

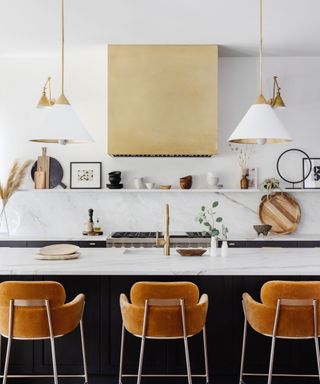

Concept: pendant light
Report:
left=30, top=0, right=93, bottom=145
left=228, top=0, right=292, bottom=145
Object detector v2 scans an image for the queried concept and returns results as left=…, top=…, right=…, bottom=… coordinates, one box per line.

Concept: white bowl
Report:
left=145, top=182, right=155, bottom=189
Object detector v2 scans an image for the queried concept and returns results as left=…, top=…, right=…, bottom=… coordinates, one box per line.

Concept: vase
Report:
left=221, top=241, right=228, bottom=257
left=0, top=202, right=10, bottom=236
left=240, top=169, right=249, bottom=189
left=210, top=237, right=218, bottom=257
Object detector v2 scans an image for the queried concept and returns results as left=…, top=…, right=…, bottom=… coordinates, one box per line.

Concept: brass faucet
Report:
left=155, top=204, right=170, bottom=256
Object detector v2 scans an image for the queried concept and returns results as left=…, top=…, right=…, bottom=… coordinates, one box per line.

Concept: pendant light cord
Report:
left=259, top=0, right=263, bottom=96
left=61, top=0, right=65, bottom=95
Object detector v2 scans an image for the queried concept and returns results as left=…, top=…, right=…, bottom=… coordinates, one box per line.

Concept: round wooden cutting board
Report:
left=259, top=192, right=301, bottom=234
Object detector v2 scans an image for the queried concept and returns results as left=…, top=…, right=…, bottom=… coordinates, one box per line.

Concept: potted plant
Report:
left=221, top=224, right=229, bottom=257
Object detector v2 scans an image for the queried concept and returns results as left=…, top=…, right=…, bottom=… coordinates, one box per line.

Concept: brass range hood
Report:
left=108, top=45, right=218, bottom=157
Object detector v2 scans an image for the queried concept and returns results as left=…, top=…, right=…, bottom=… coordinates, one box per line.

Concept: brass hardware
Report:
left=155, top=204, right=170, bottom=256
left=267, top=76, right=286, bottom=108
left=37, top=77, right=55, bottom=108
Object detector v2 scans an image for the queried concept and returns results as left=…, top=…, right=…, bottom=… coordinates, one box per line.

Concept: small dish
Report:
left=160, top=185, right=171, bottom=190
left=176, top=248, right=207, bottom=257
left=145, top=182, right=155, bottom=189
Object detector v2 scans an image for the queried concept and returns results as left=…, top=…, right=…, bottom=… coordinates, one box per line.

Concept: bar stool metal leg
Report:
left=239, top=302, right=248, bottom=384
left=313, top=300, right=320, bottom=383
left=80, top=318, right=88, bottom=384
left=202, top=326, right=209, bottom=384
left=180, top=299, right=192, bottom=384
left=119, top=323, right=125, bottom=384
left=137, top=300, right=149, bottom=384
left=267, top=299, right=281, bottom=384
left=2, top=300, right=13, bottom=384
left=45, top=300, right=59, bottom=384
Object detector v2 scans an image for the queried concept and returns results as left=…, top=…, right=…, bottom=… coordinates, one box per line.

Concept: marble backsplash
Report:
left=2, top=190, right=318, bottom=237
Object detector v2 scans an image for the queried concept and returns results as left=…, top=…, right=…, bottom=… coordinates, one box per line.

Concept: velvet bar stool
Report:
left=119, top=281, right=209, bottom=384
left=0, top=281, right=88, bottom=384
left=240, top=280, right=320, bottom=384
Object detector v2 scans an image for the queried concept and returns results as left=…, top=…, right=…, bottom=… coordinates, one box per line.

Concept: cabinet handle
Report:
left=89, top=242, right=96, bottom=246
left=229, top=242, right=235, bottom=246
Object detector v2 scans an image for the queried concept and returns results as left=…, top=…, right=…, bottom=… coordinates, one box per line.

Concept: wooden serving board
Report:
left=259, top=192, right=301, bottom=234
left=39, top=244, right=80, bottom=256
left=34, top=252, right=80, bottom=260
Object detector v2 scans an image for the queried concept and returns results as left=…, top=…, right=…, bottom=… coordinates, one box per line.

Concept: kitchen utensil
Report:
left=37, top=147, right=50, bottom=188
left=160, top=185, right=171, bottom=190
left=176, top=248, right=207, bottom=256
left=31, top=158, right=67, bottom=189
left=34, top=252, right=80, bottom=260
left=259, top=192, right=301, bottom=234
left=253, top=224, right=272, bottom=236
left=39, top=244, right=80, bottom=256
left=145, top=182, right=155, bottom=189
left=180, top=175, right=192, bottom=189
left=34, top=168, right=46, bottom=189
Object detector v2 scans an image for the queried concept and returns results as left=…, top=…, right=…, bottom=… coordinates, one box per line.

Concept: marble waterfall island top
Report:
left=0, top=247, right=320, bottom=275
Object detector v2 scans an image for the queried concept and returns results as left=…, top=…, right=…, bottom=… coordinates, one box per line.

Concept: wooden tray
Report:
left=39, top=244, right=80, bottom=256
left=34, top=252, right=80, bottom=260
left=176, top=248, right=207, bottom=256
left=259, top=192, right=301, bottom=234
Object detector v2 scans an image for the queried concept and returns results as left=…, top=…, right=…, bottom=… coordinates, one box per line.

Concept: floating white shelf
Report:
left=17, top=188, right=316, bottom=193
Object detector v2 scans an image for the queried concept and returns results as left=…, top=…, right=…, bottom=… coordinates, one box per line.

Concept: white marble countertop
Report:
left=1, top=247, right=320, bottom=276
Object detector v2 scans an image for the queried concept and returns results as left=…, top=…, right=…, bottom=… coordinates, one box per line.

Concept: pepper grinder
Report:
left=84, top=208, right=94, bottom=233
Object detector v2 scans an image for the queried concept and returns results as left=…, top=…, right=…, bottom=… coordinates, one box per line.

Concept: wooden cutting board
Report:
left=34, top=252, right=80, bottom=260
left=259, top=192, right=301, bottom=234
left=39, top=244, right=80, bottom=256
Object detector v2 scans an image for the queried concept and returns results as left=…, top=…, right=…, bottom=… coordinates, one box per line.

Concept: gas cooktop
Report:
left=110, top=231, right=210, bottom=239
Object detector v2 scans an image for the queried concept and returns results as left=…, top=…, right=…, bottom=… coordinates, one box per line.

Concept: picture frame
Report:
left=248, top=167, right=258, bottom=189
left=302, top=157, right=320, bottom=189
left=70, top=162, right=102, bottom=189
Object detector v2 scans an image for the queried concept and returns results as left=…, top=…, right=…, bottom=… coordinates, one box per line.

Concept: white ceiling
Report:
left=0, top=0, right=319, bottom=57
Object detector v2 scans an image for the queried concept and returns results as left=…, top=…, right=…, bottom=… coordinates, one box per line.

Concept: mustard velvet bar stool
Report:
left=240, top=280, right=320, bottom=384
left=0, top=281, right=88, bottom=384
left=119, top=281, right=209, bottom=384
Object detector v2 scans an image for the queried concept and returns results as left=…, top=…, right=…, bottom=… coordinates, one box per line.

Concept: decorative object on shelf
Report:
left=37, top=147, right=50, bottom=188
left=221, top=224, right=229, bottom=257
left=107, top=171, right=123, bottom=189
left=267, top=76, right=286, bottom=108
left=253, top=224, right=272, bottom=236
left=108, top=44, right=218, bottom=157
left=240, top=170, right=249, bottom=190
left=160, top=185, right=171, bottom=190
left=0, top=160, right=33, bottom=235
left=145, top=182, right=155, bottom=190
left=34, top=167, right=46, bottom=189
left=248, top=167, right=258, bottom=189
left=206, top=173, right=219, bottom=188
left=210, top=236, right=218, bottom=257
left=228, top=0, right=292, bottom=145
left=70, top=162, right=102, bottom=189
left=176, top=249, right=207, bottom=257
left=302, top=158, right=320, bottom=189
left=30, top=0, right=92, bottom=145
left=32, top=155, right=67, bottom=189
left=180, top=175, right=192, bottom=189
left=133, top=177, right=144, bottom=189
left=94, top=218, right=103, bottom=234
left=260, top=177, right=281, bottom=199
left=276, top=148, right=312, bottom=189
left=259, top=192, right=301, bottom=234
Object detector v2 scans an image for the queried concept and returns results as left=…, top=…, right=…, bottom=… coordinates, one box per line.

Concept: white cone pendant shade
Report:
left=30, top=104, right=93, bottom=145
left=228, top=103, right=292, bottom=144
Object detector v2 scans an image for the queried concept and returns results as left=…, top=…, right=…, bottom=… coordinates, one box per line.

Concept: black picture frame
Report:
left=303, top=157, right=320, bottom=189
left=70, top=162, right=102, bottom=189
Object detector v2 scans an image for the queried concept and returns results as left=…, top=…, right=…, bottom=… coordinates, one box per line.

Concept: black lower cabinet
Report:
left=1, top=275, right=320, bottom=384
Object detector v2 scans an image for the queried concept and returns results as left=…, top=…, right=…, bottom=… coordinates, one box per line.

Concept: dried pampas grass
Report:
left=0, top=160, right=33, bottom=205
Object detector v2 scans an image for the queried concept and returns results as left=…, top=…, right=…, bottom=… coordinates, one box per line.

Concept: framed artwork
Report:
left=70, top=162, right=102, bottom=189
left=248, top=167, right=258, bottom=189
left=303, top=158, right=320, bottom=189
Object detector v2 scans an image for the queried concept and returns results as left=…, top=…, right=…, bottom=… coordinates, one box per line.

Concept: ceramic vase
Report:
left=210, top=237, right=218, bottom=257
left=221, top=240, right=228, bottom=257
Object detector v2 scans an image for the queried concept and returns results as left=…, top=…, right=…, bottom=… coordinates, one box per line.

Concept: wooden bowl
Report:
left=180, top=175, right=192, bottom=189
left=176, top=248, right=207, bottom=256
left=160, top=185, right=171, bottom=190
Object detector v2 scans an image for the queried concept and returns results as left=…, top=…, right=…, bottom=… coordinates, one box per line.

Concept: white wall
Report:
left=1, top=50, right=320, bottom=235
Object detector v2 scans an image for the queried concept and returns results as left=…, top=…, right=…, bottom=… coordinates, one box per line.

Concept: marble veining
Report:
left=1, top=247, right=320, bottom=275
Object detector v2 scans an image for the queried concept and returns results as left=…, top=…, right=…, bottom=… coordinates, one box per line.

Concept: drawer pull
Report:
left=229, top=242, right=235, bottom=246
left=89, top=242, right=96, bottom=246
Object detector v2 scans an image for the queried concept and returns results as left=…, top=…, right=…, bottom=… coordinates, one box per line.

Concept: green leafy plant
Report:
left=221, top=224, right=229, bottom=240
left=197, top=201, right=224, bottom=238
